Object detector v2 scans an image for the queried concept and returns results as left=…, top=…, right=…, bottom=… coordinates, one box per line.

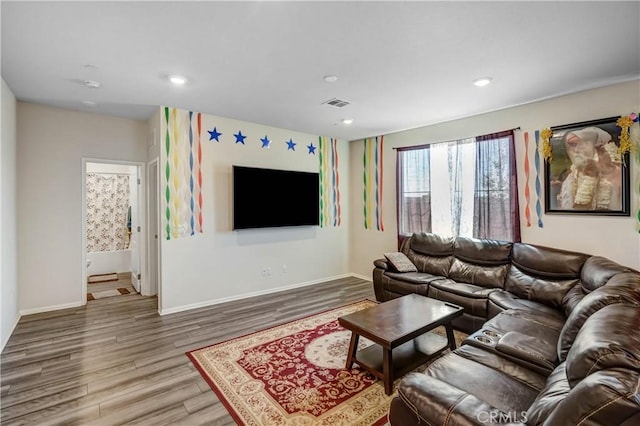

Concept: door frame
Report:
left=146, top=158, right=162, bottom=304
left=81, top=158, right=147, bottom=304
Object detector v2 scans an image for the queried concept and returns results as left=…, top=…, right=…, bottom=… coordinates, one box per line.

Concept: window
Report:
left=397, top=130, right=520, bottom=242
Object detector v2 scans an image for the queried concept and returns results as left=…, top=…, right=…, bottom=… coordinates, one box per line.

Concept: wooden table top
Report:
left=338, top=294, right=463, bottom=348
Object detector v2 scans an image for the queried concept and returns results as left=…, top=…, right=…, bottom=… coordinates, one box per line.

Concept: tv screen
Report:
left=233, top=166, right=320, bottom=230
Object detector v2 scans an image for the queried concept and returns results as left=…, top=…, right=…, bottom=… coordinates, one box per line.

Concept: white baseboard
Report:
left=1, top=313, right=22, bottom=351
left=158, top=273, right=367, bottom=316
left=20, top=301, right=84, bottom=316
left=350, top=273, right=371, bottom=282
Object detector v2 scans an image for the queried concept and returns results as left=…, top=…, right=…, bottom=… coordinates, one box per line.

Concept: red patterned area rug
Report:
left=187, top=300, right=397, bottom=426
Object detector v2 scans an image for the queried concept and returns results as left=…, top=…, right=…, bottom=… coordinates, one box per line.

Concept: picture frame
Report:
left=544, top=116, right=630, bottom=216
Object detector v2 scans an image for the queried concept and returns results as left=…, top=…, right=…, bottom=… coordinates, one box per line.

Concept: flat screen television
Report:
left=233, top=166, right=320, bottom=230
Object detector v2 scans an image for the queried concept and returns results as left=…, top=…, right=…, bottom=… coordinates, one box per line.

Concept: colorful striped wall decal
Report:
left=363, top=136, right=384, bottom=231
left=318, top=136, right=342, bottom=227
left=165, top=107, right=171, bottom=239
left=197, top=113, right=203, bottom=233
left=523, top=132, right=532, bottom=227
left=534, top=130, right=544, bottom=228
left=162, top=107, right=205, bottom=239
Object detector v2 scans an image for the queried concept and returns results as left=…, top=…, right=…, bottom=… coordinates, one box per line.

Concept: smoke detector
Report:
left=322, top=98, right=350, bottom=108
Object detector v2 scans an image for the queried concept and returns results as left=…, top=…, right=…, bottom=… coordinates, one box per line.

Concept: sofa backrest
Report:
left=557, top=272, right=640, bottom=361
left=449, top=236, right=512, bottom=288
left=504, top=243, right=589, bottom=311
left=402, top=233, right=455, bottom=276
left=526, top=303, right=640, bottom=425
left=561, top=256, right=635, bottom=317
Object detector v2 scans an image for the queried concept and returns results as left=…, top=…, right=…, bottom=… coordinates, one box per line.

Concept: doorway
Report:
left=82, top=159, right=147, bottom=303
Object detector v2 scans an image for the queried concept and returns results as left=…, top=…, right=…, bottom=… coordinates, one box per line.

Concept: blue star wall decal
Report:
left=234, top=131, right=247, bottom=144
left=208, top=127, right=222, bottom=142
left=307, top=143, right=316, bottom=155
left=260, top=135, right=271, bottom=148
left=286, top=139, right=296, bottom=151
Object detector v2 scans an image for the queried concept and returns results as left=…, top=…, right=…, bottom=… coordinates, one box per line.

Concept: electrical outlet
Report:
left=282, top=264, right=287, bottom=274
left=261, top=267, right=268, bottom=277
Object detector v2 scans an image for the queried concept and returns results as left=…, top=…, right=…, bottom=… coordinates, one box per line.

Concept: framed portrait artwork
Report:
left=544, top=116, right=630, bottom=215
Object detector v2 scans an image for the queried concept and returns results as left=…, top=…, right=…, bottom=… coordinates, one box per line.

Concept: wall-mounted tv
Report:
left=233, top=166, right=320, bottom=230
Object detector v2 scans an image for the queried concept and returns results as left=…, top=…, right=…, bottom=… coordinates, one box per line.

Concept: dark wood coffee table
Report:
left=338, top=294, right=463, bottom=395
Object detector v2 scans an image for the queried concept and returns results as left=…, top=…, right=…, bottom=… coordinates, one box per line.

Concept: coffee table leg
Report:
left=383, top=348, right=393, bottom=395
left=445, top=323, right=457, bottom=350
left=345, top=332, right=359, bottom=369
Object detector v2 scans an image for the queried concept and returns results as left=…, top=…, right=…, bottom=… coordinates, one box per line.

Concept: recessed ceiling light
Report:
left=82, top=100, right=97, bottom=107
left=169, top=75, right=187, bottom=85
left=323, top=75, right=338, bottom=83
left=473, top=77, right=493, bottom=87
left=342, top=118, right=353, bottom=125
left=83, top=80, right=101, bottom=89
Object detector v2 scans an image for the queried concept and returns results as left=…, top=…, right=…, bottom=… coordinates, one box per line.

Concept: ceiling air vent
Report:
left=322, top=98, right=350, bottom=108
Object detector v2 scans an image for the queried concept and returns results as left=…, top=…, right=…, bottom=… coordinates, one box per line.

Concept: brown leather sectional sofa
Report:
left=373, top=233, right=640, bottom=425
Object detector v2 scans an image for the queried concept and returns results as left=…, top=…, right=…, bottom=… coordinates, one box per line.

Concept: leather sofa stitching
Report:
left=584, top=353, right=620, bottom=377
left=453, top=349, right=544, bottom=392
left=511, top=260, right=580, bottom=280
left=397, top=388, right=435, bottom=426
left=575, top=394, right=624, bottom=425
left=444, top=393, right=467, bottom=426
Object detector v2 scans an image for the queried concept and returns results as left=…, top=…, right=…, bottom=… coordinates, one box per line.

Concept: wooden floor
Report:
left=0, top=277, right=375, bottom=425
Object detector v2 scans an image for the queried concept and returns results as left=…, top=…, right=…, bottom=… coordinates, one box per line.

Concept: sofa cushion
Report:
left=384, top=271, right=441, bottom=285
left=454, top=344, right=548, bottom=391
left=559, top=256, right=635, bottom=316
left=405, top=233, right=455, bottom=276
left=504, top=265, right=579, bottom=309
left=510, top=243, right=589, bottom=279
left=557, top=272, right=640, bottom=361
left=385, top=276, right=430, bottom=297
left=580, top=255, right=634, bottom=292
left=565, top=304, right=640, bottom=388
left=384, top=252, right=417, bottom=272
left=409, top=232, right=454, bottom=256
left=453, top=236, right=512, bottom=265
left=488, top=290, right=568, bottom=319
left=429, top=279, right=498, bottom=299
left=448, top=259, right=509, bottom=288
left=446, top=237, right=511, bottom=289
left=428, top=279, right=494, bottom=318
left=528, top=369, right=640, bottom=426
left=425, top=351, right=542, bottom=414
left=393, top=374, right=511, bottom=426
left=483, top=309, right=565, bottom=339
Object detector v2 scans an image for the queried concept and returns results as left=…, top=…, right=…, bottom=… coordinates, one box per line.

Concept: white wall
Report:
left=17, top=103, right=147, bottom=314
left=159, top=108, right=350, bottom=314
left=1, top=79, right=19, bottom=350
left=350, top=80, right=640, bottom=276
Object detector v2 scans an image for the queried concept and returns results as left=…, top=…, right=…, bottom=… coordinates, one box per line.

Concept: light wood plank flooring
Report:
left=1, top=277, right=375, bottom=425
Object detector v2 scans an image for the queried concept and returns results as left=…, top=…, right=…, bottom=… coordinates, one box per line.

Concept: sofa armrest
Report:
left=391, top=373, right=524, bottom=425
left=373, top=258, right=390, bottom=271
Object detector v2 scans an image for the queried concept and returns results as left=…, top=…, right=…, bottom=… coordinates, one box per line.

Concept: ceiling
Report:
left=2, top=1, right=639, bottom=141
